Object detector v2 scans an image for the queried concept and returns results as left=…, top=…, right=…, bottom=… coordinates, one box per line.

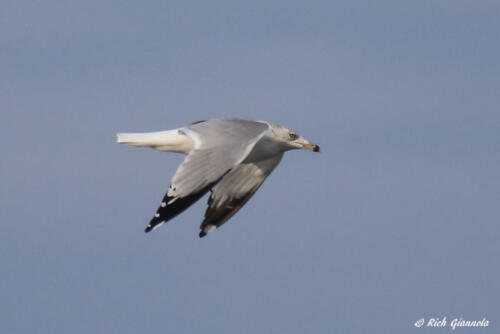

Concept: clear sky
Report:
left=1, top=1, right=499, bottom=333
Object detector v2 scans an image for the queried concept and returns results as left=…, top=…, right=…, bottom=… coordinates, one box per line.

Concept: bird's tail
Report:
left=116, top=129, right=193, bottom=153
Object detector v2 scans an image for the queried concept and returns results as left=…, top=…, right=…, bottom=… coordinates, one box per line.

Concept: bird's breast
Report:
left=243, top=136, right=286, bottom=163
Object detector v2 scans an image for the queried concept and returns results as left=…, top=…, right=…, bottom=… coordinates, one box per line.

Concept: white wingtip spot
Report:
left=151, top=221, right=164, bottom=231
left=160, top=202, right=166, bottom=207
left=204, top=224, right=217, bottom=234
left=168, top=197, right=178, bottom=205
left=154, top=213, right=160, bottom=218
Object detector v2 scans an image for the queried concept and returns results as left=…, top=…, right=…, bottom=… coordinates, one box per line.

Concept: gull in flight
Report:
left=117, top=118, right=320, bottom=237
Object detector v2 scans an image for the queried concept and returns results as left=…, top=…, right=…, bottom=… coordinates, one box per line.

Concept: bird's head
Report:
left=270, top=124, right=321, bottom=153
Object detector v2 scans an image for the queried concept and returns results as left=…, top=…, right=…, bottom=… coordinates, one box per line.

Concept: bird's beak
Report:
left=301, top=140, right=321, bottom=152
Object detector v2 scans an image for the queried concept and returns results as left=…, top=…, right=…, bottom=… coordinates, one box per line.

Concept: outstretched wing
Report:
left=170, top=119, right=270, bottom=198
left=145, top=181, right=216, bottom=233
left=199, top=153, right=283, bottom=237
left=145, top=119, right=269, bottom=232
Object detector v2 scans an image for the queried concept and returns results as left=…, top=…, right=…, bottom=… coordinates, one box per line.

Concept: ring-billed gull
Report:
left=117, top=118, right=320, bottom=237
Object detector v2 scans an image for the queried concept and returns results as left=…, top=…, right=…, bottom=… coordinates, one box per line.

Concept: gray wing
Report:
left=169, top=119, right=270, bottom=198
left=145, top=119, right=269, bottom=232
left=199, top=153, right=283, bottom=237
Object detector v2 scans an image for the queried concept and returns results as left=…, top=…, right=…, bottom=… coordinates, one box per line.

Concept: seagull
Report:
left=117, top=118, right=320, bottom=237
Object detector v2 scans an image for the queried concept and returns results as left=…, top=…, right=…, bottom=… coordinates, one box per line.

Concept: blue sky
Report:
left=1, top=1, right=499, bottom=333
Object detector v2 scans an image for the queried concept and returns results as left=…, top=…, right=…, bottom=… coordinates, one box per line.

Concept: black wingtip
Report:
left=145, top=225, right=153, bottom=233
left=199, top=231, right=207, bottom=238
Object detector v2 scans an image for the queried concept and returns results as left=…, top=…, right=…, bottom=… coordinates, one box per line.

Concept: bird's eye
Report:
left=288, top=132, right=298, bottom=140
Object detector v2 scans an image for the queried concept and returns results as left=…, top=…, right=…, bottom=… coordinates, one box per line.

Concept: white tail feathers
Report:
left=116, top=129, right=194, bottom=153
